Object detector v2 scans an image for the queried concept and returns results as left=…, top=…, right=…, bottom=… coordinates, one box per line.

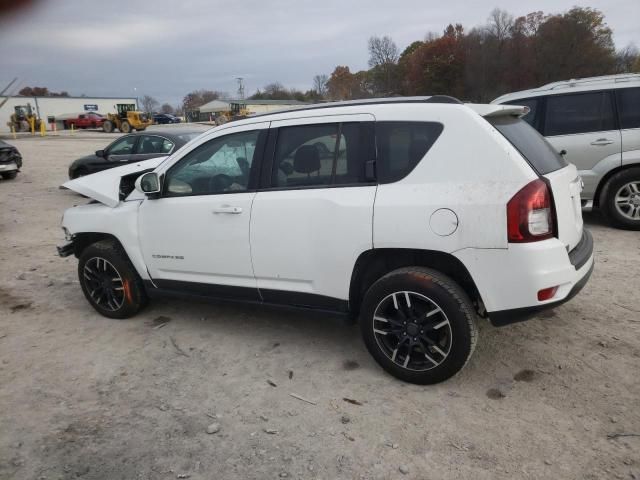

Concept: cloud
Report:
left=0, top=0, right=638, bottom=104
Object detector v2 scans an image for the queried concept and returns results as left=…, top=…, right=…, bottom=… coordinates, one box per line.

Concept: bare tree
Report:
left=140, top=95, right=159, bottom=113
left=487, top=8, right=514, bottom=40
left=312, top=74, right=328, bottom=96
left=615, top=43, right=640, bottom=73
left=368, top=36, right=399, bottom=67
left=160, top=103, right=174, bottom=114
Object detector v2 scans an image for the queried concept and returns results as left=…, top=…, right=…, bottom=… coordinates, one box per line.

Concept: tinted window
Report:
left=544, top=92, right=615, bottom=136
left=165, top=130, right=261, bottom=196
left=617, top=87, right=640, bottom=129
left=505, top=98, right=539, bottom=129
left=375, top=122, right=443, bottom=184
left=108, top=136, right=136, bottom=155
left=272, top=122, right=370, bottom=187
left=136, top=135, right=174, bottom=154
left=491, top=116, right=567, bottom=175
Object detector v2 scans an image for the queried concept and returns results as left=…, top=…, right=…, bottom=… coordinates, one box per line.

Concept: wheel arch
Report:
left=71, top=232, right=125, bottom=258
left=349, top=248, right=485, bottom=318
left=594, top=163, right=640, bottom=207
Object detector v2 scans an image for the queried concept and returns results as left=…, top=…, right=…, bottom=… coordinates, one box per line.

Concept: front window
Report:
left=165, top=130, right=261, bottom=196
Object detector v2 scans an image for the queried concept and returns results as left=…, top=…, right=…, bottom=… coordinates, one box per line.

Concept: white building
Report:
left=0, top=95, right=138, bottom=132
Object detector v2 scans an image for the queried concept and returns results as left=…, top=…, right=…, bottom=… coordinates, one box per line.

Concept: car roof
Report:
left=492, top=73, right=640, bottom=104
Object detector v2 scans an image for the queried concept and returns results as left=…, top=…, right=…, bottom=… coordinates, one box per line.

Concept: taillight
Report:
left=507, top=179, right=556, bottom=242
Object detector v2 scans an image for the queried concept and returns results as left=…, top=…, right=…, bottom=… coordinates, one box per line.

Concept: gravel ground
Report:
left=0, top=135, right=639, bottom=480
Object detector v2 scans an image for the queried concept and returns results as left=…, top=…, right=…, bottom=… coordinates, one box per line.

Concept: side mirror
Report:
left=95, top=149, right=105, bottom=158
left=559, top=149, right=567, bottom=156
left=135, top=172, right=161, bottom=195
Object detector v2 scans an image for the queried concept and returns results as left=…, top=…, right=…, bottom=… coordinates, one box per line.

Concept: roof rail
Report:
left=543, top=73, right=640, bottom=90
left=246, top=95, right=464, bottom=118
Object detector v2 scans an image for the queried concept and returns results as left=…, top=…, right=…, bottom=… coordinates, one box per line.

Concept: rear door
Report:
left=616, top=87, right=640, bottom=167
left=542, top=91, right=621, bottom=198
left=250, top=114, right=376, bottom=307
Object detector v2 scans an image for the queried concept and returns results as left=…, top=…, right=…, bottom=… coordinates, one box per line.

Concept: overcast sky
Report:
left=0, top=0, right=637, bottom=106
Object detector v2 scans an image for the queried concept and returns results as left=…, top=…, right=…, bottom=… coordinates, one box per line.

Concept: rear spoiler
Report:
left=466, top=104, right=529, bottom=118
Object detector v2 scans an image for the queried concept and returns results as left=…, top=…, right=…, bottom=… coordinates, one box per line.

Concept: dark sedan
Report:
left=0, top=139, right=22, bottom=180
left=67, top=128, right=207, bottom=179
left=153, top=113, right=181, bottom=124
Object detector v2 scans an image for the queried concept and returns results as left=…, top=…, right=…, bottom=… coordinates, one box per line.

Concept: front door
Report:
left=542, top=91, right=621, bottom=199
left=138, top=123, right=269, bottom=298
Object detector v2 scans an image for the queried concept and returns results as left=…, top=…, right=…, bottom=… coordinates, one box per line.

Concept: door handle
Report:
left=212, top=205, right=243, bottom=214
left=590, top=138, right=614, bottom=146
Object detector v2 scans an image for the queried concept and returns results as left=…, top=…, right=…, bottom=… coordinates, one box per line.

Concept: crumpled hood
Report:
left=62, top=157, right=166, bottom=207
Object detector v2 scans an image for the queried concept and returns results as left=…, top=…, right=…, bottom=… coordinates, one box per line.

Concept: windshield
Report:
left=489, top=116, right=567, bottom=175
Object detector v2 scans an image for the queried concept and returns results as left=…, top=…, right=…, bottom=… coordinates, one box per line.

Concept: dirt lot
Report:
left=0, top=133, right=638, bottom=480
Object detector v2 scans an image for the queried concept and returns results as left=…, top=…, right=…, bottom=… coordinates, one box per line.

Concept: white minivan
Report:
left=58, top=97, right=594, bottom=384
left=493, top=74, right=640, bottom=229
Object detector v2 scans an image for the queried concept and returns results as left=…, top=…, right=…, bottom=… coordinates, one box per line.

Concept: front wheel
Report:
left=600, top=167, right=640, bottom=230
left=78, top=240, right=147, bottom=319
left=360, top=267, right=478, bottom=384
left=103, top=120, right=114, bottom=133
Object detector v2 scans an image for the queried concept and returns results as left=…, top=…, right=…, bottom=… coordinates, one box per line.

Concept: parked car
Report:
left=67, top=128, right=208, bottom=179
left=493, top=73, right=640, bottom=230
left=0, top=139, right=22, bottom=180
left=153, top=113, right=181, bottom=124
left=64, top=112, right=105, bottom=129
left=58, top=97, right=593, bottom=384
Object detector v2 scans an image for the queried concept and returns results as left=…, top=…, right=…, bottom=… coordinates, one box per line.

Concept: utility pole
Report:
left=236, top=77, right=245, bottom=100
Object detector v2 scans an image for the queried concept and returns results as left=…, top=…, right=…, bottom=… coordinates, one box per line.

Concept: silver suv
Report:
left=493, top=74, right=640, bottom=230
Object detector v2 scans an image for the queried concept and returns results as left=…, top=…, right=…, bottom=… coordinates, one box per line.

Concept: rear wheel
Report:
left=120, top=121, right=131, bottom=133
left=78, top=240, right=147, bottom=319
left=600, top=167, right=640, bottom=230
left=360, top=267, right=477, bottom=384
left=1, top=171, right=17, bottom=180
left=103, top=120, right=114, bottom=133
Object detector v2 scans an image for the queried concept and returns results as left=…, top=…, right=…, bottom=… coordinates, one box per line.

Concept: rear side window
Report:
left=544, top=91, right=616, bottom=136
left=375, top=122, right=443, bottom=184
left=490, top=116, right=567, bottom=175
left=272, top=122, right=372, bottom=188
left=616, top=87, right=640, bottom=129
left=505, top=98, right=539, bottom=129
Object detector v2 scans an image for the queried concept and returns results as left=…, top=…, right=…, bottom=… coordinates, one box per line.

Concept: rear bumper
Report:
left=488, top=260, right=593, bottom=326
left=454, top=229, right=595, bottom=326
left=0, top=162, right=18, bottom=172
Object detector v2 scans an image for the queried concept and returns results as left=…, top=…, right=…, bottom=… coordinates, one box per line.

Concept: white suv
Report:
left=58, top=97, right=594, bottom=384
left=493, top=74, right=640, bottom=230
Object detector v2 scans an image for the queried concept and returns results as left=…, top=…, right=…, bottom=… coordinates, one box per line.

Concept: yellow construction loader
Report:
left=7, top=104, right=42, bottom=132
left=102, top=104, right=153, bottom=133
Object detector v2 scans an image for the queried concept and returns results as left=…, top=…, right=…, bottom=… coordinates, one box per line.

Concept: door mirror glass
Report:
left=95, top=149, right=105, bottom=157
left=135, top=172, right=160, bottom=194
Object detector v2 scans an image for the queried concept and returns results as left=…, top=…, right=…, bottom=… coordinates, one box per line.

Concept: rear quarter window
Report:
left=490, top=116, right=567, bottom=175
left=376, top=122, right=443, bottom=183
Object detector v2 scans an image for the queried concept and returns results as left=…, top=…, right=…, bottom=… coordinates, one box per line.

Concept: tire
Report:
left=359, top=267, right=478, bottom=384
left=103, top=120, right=114, bottom=133
left=1, top=171, right=18, bottom=180
left=78, top=240, right=148, bottom=319
left=599, top=167, right=640, bottom=230
left=120, top=121, right=131, bottom=133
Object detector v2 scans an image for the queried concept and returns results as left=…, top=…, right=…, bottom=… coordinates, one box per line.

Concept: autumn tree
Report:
left=182, top=89, right=223, bottom=111
left=18, top=86, right=69, bottom=97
